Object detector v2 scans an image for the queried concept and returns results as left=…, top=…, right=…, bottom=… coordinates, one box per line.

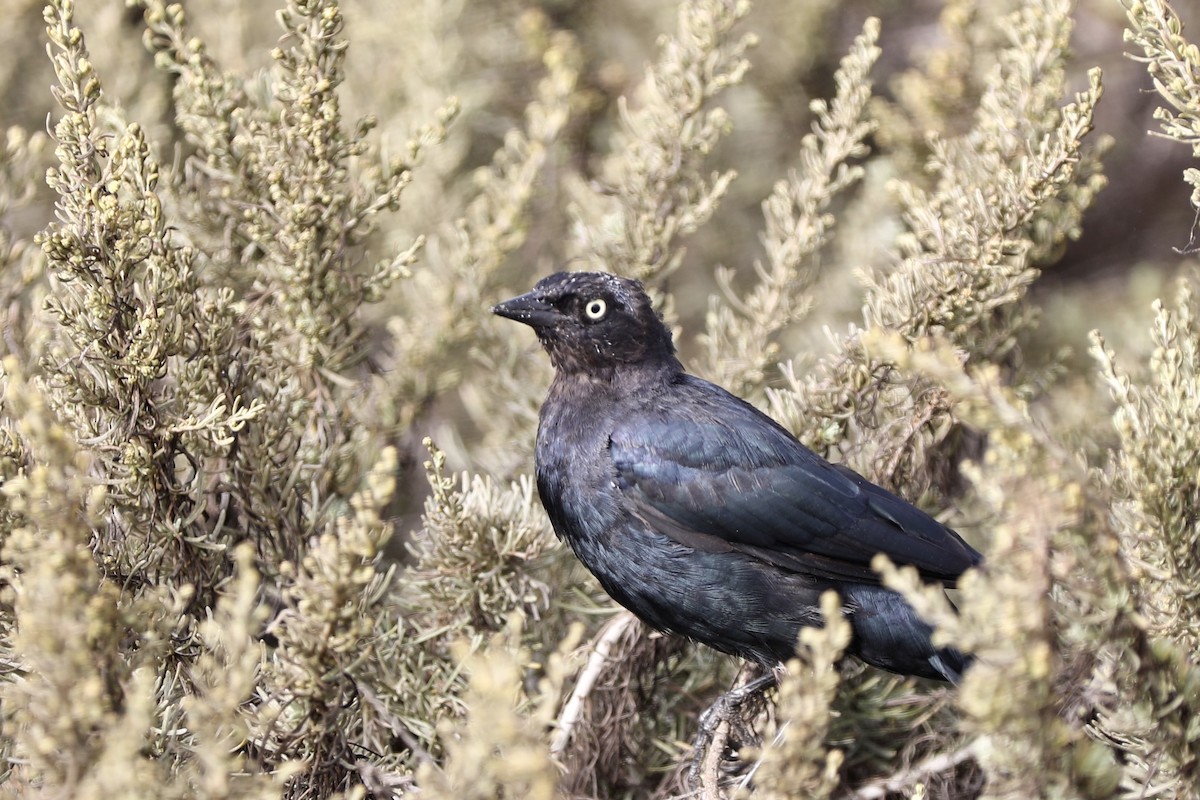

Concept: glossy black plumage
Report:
left=493, top=271, right=981, bottom=681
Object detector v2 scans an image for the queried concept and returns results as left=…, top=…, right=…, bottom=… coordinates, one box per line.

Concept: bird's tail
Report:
left=928, top=647, right=973, bottom=684
left=841, top=584, right=972, bottom=683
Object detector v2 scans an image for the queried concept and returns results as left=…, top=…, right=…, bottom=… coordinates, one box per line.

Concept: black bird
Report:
left=493, top=271, right=981, bottom=681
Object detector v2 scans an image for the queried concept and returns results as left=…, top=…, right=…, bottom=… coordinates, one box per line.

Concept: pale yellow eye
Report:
left=585, top=298, right=607, bottom=320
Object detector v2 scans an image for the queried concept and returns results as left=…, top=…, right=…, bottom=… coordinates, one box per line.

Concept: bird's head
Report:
left=493, top=271, right=678, bottom=377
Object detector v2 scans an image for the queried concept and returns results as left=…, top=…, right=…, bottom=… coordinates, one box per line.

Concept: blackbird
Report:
left=493, top=271, right=980, bottom=681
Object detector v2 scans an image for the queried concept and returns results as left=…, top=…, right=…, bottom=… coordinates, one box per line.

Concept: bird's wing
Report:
left=609, top=382, right=980, bottom=585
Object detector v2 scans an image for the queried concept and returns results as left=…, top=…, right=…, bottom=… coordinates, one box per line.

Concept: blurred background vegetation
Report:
left=1, top=0, right=1200, bottom=798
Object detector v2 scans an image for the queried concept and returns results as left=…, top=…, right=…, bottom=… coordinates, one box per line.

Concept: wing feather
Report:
left=609, top=378, right=981, bottom=585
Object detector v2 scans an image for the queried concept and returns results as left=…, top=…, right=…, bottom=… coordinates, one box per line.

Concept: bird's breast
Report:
left=536, top=404, right=621, bottom=541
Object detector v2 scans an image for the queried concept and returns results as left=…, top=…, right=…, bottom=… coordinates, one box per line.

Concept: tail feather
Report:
left=928, top=648, right=973, bottom=684
left=841, top=584, right=972, bottom=682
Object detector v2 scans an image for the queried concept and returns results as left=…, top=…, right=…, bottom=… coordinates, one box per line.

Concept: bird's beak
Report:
left=492, top=290, right=559, bottom=328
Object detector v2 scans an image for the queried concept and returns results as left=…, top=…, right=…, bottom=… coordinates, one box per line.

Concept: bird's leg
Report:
left=696, top=668, right=778, bottom=735
left=688, top=663, right=780, bottom=789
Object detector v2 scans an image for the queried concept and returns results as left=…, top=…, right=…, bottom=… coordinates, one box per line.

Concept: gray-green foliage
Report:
left=1126, top=0, right=1200, bottom=216
left=0, top=0, right=1199, bottom=798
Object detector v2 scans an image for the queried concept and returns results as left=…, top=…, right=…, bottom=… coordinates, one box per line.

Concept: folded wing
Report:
left=609, top=379, right=981, bottom=585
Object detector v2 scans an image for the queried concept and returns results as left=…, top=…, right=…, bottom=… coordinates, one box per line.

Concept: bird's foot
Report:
left=688, top=667, right=778, bottom=790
